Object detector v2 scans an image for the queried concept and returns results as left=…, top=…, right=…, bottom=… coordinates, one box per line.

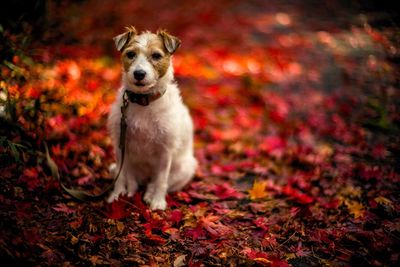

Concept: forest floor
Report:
left=1, top=0, right=400, bottom=266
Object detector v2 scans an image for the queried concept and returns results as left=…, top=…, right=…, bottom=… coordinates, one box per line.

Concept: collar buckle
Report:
left=126, top=90, right=150, bottom=106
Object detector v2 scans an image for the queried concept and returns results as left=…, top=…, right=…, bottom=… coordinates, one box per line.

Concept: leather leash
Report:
left=45, top=91, right=130, bottom=201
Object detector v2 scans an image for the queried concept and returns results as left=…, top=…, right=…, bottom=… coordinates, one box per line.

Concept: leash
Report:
left=45, top=91, right=130, bottom=201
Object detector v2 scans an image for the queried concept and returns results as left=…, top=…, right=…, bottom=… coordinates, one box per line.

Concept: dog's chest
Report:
left=125, top=109, right=168, bottom=155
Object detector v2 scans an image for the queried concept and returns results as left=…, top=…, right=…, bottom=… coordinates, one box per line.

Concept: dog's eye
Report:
left=126, top=51, right=136, bottom=59
left=151, top=53, right=162, bottom=60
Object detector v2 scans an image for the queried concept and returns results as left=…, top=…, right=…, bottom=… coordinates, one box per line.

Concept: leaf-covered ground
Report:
left=1, top=1, right=400, bottom=266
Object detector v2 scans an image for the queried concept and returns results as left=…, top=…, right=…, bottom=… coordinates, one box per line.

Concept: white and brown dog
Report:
left=107, top=26, right=197, bottom=210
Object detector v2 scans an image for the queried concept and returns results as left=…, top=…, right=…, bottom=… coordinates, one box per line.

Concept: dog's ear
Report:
left=158, top=30, right=181, bottom=54
left=113, top=26, right=137, bottom=52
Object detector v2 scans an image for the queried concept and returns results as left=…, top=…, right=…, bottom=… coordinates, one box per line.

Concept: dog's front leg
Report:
left=144, top=152, right=172, bottom=210
left=107, top=146, right=138, bottom=202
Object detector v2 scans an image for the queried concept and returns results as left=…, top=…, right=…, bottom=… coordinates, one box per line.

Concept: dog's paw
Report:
left=127, top=191, right=136, bottom=197
left=108, top=163, right=117, bottom=176
left=149, top=197, right=167, bottom=211
left=143, top=190, right=154, bottom=204
left=126, top=179, right=138, bottom=198
left=143, top=184, right=155, bottom=204
left=106, top=187, right=126, bottom=203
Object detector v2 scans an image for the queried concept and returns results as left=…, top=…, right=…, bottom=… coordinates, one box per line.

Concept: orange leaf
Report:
left=254, top=257, right=272, bottom=264
left=248, top=181, right=268, bottom=200
left=345, top=200, right=365, bottom=219
left=374, top=196, right=393, bottom=208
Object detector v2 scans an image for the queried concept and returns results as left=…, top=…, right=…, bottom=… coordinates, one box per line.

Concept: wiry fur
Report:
left=107, top=27, right=197, bottom=210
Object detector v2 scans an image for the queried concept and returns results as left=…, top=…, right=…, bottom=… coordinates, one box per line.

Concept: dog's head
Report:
left=113, top=26, right=181, bottom=93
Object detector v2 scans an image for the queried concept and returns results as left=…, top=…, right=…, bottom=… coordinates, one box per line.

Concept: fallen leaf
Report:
left=345, top=200, right=365, bottom=219
left=213, top=183, right=244, bottom=200
left=116, top=221, right=125, bottom=232
left=19, top=168, right=41, bottom=191
left=52, top=203, right=75, bottom=214
left=104, top=199, right=130, bottom=220
left=200, top=214, right=233, bottom=237
left=173, top=254, right=186, bottom=267
left=374, top=196, right=393, bottom=208
left=249, top=181, right=268, bottom=200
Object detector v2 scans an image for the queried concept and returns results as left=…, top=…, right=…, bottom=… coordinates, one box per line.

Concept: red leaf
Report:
left=133, top=192, right=151, bottom=221
left=25, top=87, right=41, bottom=99
left=260, top=135, right=286, bottom=154
left=144, top=225, right=167, bottom=245
left=104, top=199, right=130, bottom=220
left=185, top=226, right=207, bottom=241
left=242, top=248, right=271, bottom=265
left=200, top=215, right=233, bottom=237
left=372, top=144, right=387, bottom=159
left=124, top=233, right=139, bottom=242
left=19, top=168, right=41, bottom=191
left=176, top=191, right=192, bottom=203
left=321, top=198, right=340, bottom=209
left=69, top=218, right=83, bottom=229
left=77, top=175, right=93, bottom=185
left=53, top=203, right=75, bottom=214
left=169, top=209, right=183, bottom=225
left=212, top=183, right=244, bottom=200
left=253, top=217, right=269, bottom=230
left=282, top=185, right=314, bottom=204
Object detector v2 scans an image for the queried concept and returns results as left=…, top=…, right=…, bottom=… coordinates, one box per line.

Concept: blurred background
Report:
left=1, top=0, right=399, bottom=93
left=1, top=0, right=398, bottom=166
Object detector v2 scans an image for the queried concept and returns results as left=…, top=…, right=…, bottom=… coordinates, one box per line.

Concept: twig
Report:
left=277, top=231, right=296, bottom=248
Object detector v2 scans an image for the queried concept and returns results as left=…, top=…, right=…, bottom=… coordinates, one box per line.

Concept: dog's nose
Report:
left=134, top=70, right=146, bottom=81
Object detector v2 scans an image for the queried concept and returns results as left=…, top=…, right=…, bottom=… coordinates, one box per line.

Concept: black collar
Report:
left=124, top=89, right=165, bottom=106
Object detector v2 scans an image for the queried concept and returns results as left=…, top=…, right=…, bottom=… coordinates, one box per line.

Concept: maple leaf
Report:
left=242, top=248, right=271, bottom=266
left=133, top=192, right=151, bottom=221
left=52, top=203, right=75, bottom=214
left=124, top=233, right=139, bottom=242
left=253, top=217, right=269, bottom=230
left=169, top=209, right=183, bottom=225
left=69, top=218, right=82, bottom=229
left=104, top=199, right=130, bottom=220
left=76, top=175, right=93, bottom=185
left=144, top=229, right=167, bottom=244
left=374, top=196, right=394, bottom=210
left=25, top=86, right=41, bottom=99
left=248, top=180, right=268, bottom=200
left=321, top=198, right=340, bottom=209
left=213, top=183, right=244, bottom=200
left=185, top=226, right=207, bottom=241
left=200, top=215, right=233, bottom=237
left=282, top=185, right=314, bottom=204
left=345, top=200, right=365, bottom=219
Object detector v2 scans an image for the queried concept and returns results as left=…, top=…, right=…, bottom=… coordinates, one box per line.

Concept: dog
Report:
left=106, top=26, right=197, bottom=210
